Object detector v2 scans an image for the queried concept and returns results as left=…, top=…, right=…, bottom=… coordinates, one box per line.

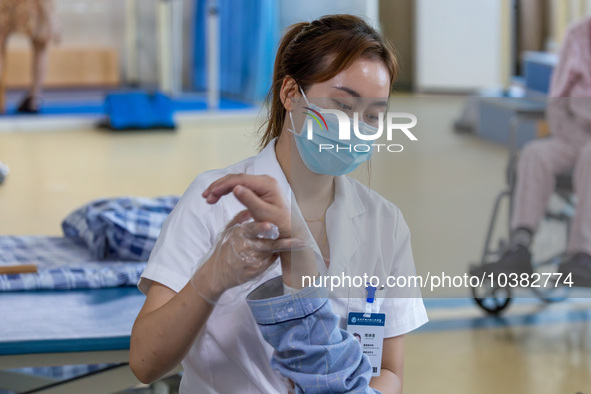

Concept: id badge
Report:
left=346, top=312, right=386, bottom=376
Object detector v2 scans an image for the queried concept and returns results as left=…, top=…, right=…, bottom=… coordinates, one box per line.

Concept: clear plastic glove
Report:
left=191, top=210, right=310, bottom=305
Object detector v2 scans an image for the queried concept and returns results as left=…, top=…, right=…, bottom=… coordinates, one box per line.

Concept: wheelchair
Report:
left=469, top=104, right=575, bottom=315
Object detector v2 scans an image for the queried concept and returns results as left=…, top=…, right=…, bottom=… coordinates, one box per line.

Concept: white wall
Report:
left=7, top=0, right=195, bottom=88
left=279, top=0, right=379, bottom=31
left=7, top=0, right=382, bottom=89
left=8, top=0, right=126, bottom=49
left=415, top=0, right=508, bottom=92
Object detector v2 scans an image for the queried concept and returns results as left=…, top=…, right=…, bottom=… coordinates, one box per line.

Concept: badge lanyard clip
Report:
left=364, top=284, right=382, bottom=317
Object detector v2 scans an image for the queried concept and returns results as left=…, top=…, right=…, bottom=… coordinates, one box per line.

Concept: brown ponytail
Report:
left=257, top=14, right=399, bottom=150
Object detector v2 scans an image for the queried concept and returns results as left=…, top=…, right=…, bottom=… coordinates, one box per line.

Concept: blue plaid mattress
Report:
left=0, top=236, right=146, bottom=291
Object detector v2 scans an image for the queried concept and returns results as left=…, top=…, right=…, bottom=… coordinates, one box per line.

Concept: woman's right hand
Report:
left=199, top=173, right=316, bottom=292
left=202, top=174, right=297, bottom=238
left=192, top=209, right=307, bottom=303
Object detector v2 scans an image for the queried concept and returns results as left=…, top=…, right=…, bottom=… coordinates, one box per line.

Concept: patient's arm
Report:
left=246, top=276, right=378, bottom=394
left=547, top=21, right=591, bottom=131
left=549, top=23, right=583, bottom=99
left=567, top=98, right=591, bottom=129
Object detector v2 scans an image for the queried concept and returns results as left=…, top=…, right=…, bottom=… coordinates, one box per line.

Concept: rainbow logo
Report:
left=303, top=107, right=329, bottom=131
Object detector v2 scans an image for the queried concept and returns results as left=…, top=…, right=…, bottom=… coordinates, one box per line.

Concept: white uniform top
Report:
left=139, top=138, right=428, bottom=394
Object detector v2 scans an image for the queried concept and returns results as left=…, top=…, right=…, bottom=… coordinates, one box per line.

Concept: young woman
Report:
left=130, top=14, right=427, bottom=393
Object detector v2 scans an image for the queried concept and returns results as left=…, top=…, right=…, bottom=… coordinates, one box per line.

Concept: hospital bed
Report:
left=0, top=197, right=181, bottom=392
left=0, top=285, right=183, bottom=394
left=0, top=287, right=145, bottom=393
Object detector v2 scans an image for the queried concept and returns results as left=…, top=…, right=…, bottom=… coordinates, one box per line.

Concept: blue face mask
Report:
left=288, top=87, right=376, bottom=176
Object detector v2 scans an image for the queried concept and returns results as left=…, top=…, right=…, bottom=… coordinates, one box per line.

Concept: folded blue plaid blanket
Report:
left=0, top=196, right=179, bottom=291
left=62, top=196, right=180, bottom=261
left=0, top=236, right=146, bottom=291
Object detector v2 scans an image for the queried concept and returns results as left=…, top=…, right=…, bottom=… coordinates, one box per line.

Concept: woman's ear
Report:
left=279, top=76, right=298, bottom=112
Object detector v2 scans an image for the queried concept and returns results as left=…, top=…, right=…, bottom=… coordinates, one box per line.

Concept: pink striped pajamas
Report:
left=511, top=17, right=591, bottom=255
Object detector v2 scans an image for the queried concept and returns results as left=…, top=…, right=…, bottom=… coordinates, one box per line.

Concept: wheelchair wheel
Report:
left=531, top=286, right=569, bottom=303
left=471, top=284, right=512, bottom=315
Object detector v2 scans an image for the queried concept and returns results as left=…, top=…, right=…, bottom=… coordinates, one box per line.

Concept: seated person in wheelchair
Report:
left=474, top=17, right=591, bottom=287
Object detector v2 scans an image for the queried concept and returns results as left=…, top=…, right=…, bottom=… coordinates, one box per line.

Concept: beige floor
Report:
left=1, top=96, right=590, bottom=393
left=0, top=114, right=262, bottom=235
left=405, top=320, right=591, bottom=394
left=0, top=97, right=509, bottom=291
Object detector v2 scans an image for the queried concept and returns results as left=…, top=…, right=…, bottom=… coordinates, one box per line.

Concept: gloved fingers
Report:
left=271, top=237, right=311, bottom=252
left=238, top=255, right=278, bottom=272
left=250, top=237, right=311, bottom=253
left=241, top=221, right=280, bottom=240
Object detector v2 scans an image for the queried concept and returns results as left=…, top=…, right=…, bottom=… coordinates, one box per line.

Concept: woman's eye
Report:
left=334, top=100, right=352, bottom=111
left=365, top=113, right=380, bottom=125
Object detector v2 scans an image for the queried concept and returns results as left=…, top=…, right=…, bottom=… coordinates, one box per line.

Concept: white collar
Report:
left=253, top=137, right=367, bottom=276
left=253, top=138, right=292, bottom=201
left=253, top=137, right=366, bottom=219
left=333, top=175, right=366, bottom=219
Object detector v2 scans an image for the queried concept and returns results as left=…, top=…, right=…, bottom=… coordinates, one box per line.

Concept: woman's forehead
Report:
left=313, top=59, right=391, bottom=99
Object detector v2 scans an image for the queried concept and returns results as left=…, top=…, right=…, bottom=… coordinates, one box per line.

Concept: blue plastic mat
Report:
left=1, top=94, right=253, bottom=117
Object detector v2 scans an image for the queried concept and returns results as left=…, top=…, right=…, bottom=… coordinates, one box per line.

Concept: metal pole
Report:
left=158, top=0, right=173, bottom=94
left=171, top=0, right=183, bottom=95
left=207, top=0, right=220, bottom=109
left=124, top=0, right=139, bottom=86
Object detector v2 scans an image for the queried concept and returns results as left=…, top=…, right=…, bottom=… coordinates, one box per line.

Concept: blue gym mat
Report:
left=1, top=94, right=253, bottom=117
